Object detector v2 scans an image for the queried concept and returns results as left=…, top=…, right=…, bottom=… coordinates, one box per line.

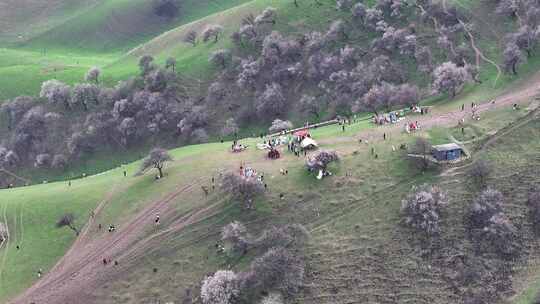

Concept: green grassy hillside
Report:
left=0, top=0, right=254, bottom=99
left=0, top=0, right=100, bottom=44
left=2, top=1, right=540, bottom=302
left=1, top=79, right=539, bottom=302
left=0, top=0, right=524, bottom=100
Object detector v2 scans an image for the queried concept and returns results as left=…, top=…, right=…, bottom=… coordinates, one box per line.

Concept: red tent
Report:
left=293, top=130, right=309, bottom=137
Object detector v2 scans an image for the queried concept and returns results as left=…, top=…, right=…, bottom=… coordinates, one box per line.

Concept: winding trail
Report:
left=9, top=60, right=540, bottom=303
left=458, top=19, right=503, bottom=86
left=0, top=201, right=10, bottom=284
left=440, top=0, right=503, bottom=86
left=320, top=67, right=540, bottom=146
left=10, top=176, right=213, bottom=304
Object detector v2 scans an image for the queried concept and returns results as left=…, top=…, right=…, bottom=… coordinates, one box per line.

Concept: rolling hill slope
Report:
left=1, top=68, right=540, bottom=302
left=0, top=0, right=254, bottom=99
left=2, top=1, right=540, bottom=302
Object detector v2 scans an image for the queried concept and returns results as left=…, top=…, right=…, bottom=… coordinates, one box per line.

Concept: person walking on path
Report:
left=155, top=213, right=160, bottom=226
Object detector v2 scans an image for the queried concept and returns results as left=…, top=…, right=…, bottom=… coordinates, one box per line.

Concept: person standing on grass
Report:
left=37, top=268, right=43, bottom=278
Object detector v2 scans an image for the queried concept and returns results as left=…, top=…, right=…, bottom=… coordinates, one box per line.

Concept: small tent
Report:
left=301, top=137, right=318, bottom=149
left=294, top=130, right=309, bottom=137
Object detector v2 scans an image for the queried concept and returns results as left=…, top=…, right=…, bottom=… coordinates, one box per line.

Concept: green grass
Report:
left=0, top=175, right=114, bottom=301
left=3, top=0, right=540, bottom=301
left=0, top=88, right=536, bottom=301
left=0, top=0, right=256, bottom=99
left=0, top=0, right=539, bottom=104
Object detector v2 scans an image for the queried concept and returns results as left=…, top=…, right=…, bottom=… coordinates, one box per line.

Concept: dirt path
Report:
left=320, top=68, right=540, bottom=148
left=9, top=64, right=540, bottom=303
left=10, top=176, right=212, bottom=304
left=0, top=201, right=10, bottom=284
left=442, top=0, right=502, bottom=86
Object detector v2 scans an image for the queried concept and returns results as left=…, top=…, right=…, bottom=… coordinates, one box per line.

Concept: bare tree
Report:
left=222, top=221, right=250, bottom=255
left=34, top=153, right=51, bottom=168
left=364, top=8, right=383, bottom=29
left=0, top=222, right=7, bottom=245
left=512, top=25, right=538, bottom=57
left=415, top=46, right=433, bottom=73
left=207, top=81, right=229, bottom=104
left=209, top=49, right=233, bottom=69
left=56, top=213, right=79, bottom=235
left=40, top=80, right=72, bottom=110
left=361, top=82, right=396, bottom=115
left=254, top=7, right=277, bottom=26
left=118, top=117, right=137, bottom=145
left=299, top=95, right=323, bottom=119
left=268, top=119, right=293, bottom=133
left=191, top=128, right=209, bottom=143
left=468, top=159, right=492, bottom=189
left=495, top=0, right=519, bottom=17
left=432, top=61, right=470, bottom=98
left=200, top=270, right=240, bottom=304
left=352, top=3, right=367, bottom=22
left=411, top=137, right=432, bottom=172
left=469, top=188, right=504, bottom=229
left=255, top=224, right=309, bottom=250
left=145, top=69, right=168, bottom=92
left=184, top=30, right=198, bottom=46
left=503, top=42, right=523, bottom=75
left=480, top=212, right=520, bottom=258
left=202, top=25, right=224, bottom=43
left=260, top=293, right=283, bottom=304
left=237, top=58, right=261, bottom=90
left=4, top=150, right=19, bottom=167
left=221, top=172, right=264, bottom=209
left=248, top=247, right=305, bottom=296
left=256, top=83, right=286, bottom=119
left=221, top=118, right=239, bottom=137
left=67, top=131, right=96, bottom=157
left=52, top=154, right=68, bottom=169
left=71, top=83, right=100, bottom=111
left=325, top=20, right=348, bottom=42
left=85, top=67, right=101, bottom=84
left=0, top=96, right=33, bottom=130
left=165, top=57, right=177, bottom=72
left=137, top=148, right=173, bottom=178
left=139, top=55, right=155, bottom=76
left=401, top=184, right=447, bottom=237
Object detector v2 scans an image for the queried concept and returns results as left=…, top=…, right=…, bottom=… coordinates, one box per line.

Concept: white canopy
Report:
left=301, top=138, right=318, bottom=149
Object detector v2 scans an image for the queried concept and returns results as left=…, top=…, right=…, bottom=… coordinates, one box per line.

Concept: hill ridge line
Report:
left=121, top=0, right=260, bottom=59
